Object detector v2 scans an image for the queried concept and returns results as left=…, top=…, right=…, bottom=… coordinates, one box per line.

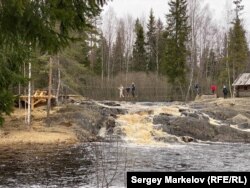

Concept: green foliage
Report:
left=59, top=58, right=90, bottom=94
left=133, top=19, right=147, bottom=71
left=163, top=0, right=190, bottom=84
left=0, top=0, right=104, bottom=54
left=112, top=23, right=125, bottom=74
left=157, top=19, right=167, bottom=75
left=0, top=40, right=31, bottom=126
left=146, top=9, right=157, bottom=72
left=228, top=11, right=249, bottom=80
left=93, top=46, right=103, bottom=75
left=0, top=0, right=108, bottom=125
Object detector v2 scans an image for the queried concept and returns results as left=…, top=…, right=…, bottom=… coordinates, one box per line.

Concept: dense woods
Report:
left=0, top=0, right=250, bottom=125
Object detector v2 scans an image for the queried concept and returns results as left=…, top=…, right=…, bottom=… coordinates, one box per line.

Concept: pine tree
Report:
left=163, top=0, right=190, bottom=84
left=132, top=19, right=147, bottom=71
left=156, top=18, right=166, bottom=75
left=0, top=41, right=30, bottom=125
left=218, top=34, right=232, bottom=95
left=228, top=0, right=249, bottom=81
left=146, top=9, right=157, bottom=72
left=0, top=0, right=109, bottom=125
left=206, top=49, right=218, bottom=81
left=112, top=21, right=125, bottom=74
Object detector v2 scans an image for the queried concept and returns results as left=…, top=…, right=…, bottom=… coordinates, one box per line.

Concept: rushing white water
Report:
left=117, top=115, right=181, bottom=145
left=112, top=101, right=241, bottom=146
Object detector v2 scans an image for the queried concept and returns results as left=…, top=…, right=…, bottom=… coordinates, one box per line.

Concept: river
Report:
left=0, top=142, right=250, bottom=187
left=0, top=102, right=250, bottom=187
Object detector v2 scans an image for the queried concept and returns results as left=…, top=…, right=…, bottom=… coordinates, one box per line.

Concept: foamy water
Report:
left=110, top=101, right=250, bottom=147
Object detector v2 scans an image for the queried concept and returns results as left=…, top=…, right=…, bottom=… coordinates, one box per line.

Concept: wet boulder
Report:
left=153, top=135, right=180, bottom=143
left=202, top=108, right=238, bottom=121
left=179, top=108, right=209, bottom=121
left=238, top=123, right=250, bottom=129
left=213, top=125, right=250, bottom=142
left=103, top=117, right=116, bottom=135
left=160, top=116, right=250, bottom=143
left=164, top=117, right=217, bottom=141
left=181, top=136, right=195, bottom=143
left=153, top=113, right=175, bottom=125
left=231, top=114, right=249, bottom=124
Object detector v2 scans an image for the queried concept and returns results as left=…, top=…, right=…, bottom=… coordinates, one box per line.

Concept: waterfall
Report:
left=115, top=103, right=183, bottom=145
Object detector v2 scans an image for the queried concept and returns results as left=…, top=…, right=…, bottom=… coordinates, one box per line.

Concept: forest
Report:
left=0, top=0, right=249, bottom=125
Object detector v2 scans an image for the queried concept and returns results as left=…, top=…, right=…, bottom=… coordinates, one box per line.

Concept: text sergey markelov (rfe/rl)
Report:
left=127, top=172, right=249, bottom=188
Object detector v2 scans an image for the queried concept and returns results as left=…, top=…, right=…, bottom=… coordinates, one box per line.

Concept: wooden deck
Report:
left=19, top=90, right=56, bottom=109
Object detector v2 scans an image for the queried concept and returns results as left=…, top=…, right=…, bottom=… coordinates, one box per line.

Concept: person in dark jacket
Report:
left=194, top=84, right=200, bottom=96
left=131, top=82, right=135, bottom=97
left=223, top=85, right=228, bottom=99
left=125, top=87, right=130, bottom=97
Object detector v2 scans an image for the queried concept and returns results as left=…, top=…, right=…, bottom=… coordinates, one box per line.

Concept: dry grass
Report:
left=0, top=106, right=78, bottom=146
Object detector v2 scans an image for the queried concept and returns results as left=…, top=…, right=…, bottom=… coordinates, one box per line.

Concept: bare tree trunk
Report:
left=124, top=15, right=134, bottom=85
left=125, top=55, right=129, bottom=84
left=186, top=0, right=199, bottom=102
left=47, top=56, right=53, bottom=126
left=101, top=36, right=104, bottom=82
left=107, top=47, right=111, bottom=81
left=103, top=7, right=117, bottom=81
left=232, top=61, right=235, bottom=86
left=226, top=37, right=232, bottom=97
left=156, top=51, right=159, bottom=77
left=56, top=55, right=61, bottom=104
left=177, top=80, right=185, bottom=101
left=23, top=62, right=27, bottom=124
left=225, top=1, right=233, bottom=97
left=186, top=63, right=194, bottom=102
left=27, top=61, right=32, bottom=127
left=18, top=82, right=21, bottom=109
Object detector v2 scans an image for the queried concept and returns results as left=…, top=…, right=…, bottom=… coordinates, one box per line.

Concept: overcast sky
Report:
left=102, top=0, right=250, bottom=32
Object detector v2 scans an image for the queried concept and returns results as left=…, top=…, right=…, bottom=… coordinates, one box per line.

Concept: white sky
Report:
left=102, top=0, right=250, bottom=33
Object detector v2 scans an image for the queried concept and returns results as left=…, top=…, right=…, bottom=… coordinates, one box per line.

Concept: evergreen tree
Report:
left=0, top=41, right=30, bottom=125
left=132, top=19, right=147, bottom=71
left=163, top=0, right=190, bottom=84
left=156, top=18, right=166, bottom=75
left=0, top=0, right=106, bottom=53
left=112, top=21, right=125, bottom=74
left=218, top=34, right=231, bottom=91
left=228, top=0, right=249, bottom=81
left=206, top=49, right=218, bottom=81
left=0, top=0, right=108, bottom=125
left=93, top=44, right=103, bottom=75
left=146, top=9, right=157, bottom=72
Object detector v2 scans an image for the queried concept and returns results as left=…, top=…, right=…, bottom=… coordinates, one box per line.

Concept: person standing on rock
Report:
left=194, top=84, right=200, bottom=96
left=131, top=82, right=136, bottom=97
left=125, top=87, right=130, bottom=97
left=223, top=85, right=228, bottom=99
left=118, top=84, right=124, bottom=98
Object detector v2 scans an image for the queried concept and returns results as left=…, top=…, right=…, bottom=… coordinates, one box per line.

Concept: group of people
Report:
left=195, top=83, right=228, bottom=99
left=118, top=82, right=136, bottom=98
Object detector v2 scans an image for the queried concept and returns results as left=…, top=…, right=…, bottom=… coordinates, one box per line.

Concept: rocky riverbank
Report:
left=0, top=100, right=126, bottom=147
left=157, top=97, right=250, bottom=143
left=1, top=97, right=250, bottom=147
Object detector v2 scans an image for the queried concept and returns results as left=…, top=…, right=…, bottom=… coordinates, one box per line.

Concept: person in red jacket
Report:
left=210, top=85, right=217, bottom=94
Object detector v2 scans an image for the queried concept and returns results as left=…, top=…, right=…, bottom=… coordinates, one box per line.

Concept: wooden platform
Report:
left=19, top=90, right=56, bottom=109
